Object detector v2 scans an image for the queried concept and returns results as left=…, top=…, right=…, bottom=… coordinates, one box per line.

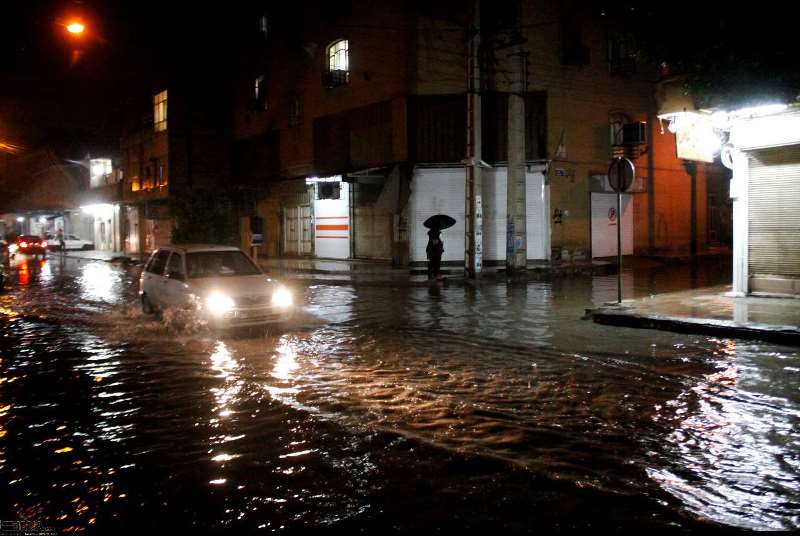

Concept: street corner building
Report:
left=226, top=0, right=732, bottom=270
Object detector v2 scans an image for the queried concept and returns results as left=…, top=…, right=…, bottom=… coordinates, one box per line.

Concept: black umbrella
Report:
left=424, top=214, right=456, bottom=230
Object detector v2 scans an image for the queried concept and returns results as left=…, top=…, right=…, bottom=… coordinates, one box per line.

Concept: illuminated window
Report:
left=131, top=176, right=141, bottom=192
left=157, top=162, right=168, bottom=187
left=325, top=39, right=349, bottom=87
left=153, top=90, right=168, bottom=132
left=143, top=166, right=154, bottom=190
left=254, top=75, right=267, bottom=110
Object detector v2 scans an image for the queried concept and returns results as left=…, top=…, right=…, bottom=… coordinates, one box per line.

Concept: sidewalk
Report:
left=588, top=285, right=800, bottom=345
left=257, top=256, right=614, bottom=285
left=60, top=249, right=143, bottom=264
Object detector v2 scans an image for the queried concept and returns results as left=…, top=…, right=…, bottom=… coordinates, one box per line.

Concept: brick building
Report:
left=231, top=0, right=732, bottom=265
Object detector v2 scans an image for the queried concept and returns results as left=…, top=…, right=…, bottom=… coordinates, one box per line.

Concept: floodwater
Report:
left=0, top=254, right=797, bottom=532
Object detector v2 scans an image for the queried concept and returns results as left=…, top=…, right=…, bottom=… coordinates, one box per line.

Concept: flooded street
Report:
left=0, top=255, right=798, bottom=532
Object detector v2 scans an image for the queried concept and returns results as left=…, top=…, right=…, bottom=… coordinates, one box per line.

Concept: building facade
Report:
left=119, top=84, right=233, bottom=257
left=726, top=106, right=800, bottom=296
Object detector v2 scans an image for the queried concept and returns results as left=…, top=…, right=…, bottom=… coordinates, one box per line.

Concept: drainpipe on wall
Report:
left=683, top=160, right=698, bottom=257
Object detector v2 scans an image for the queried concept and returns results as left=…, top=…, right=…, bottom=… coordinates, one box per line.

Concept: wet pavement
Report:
left=0, top=254, right=798, bottom=532
left=591, top=285, right=800, bottom=345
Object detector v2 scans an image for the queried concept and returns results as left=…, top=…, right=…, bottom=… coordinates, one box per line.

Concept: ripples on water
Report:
left=0, top=256, right=797, bottom=531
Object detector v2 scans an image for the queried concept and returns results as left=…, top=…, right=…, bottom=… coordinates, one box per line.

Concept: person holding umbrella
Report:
left=423, top=214, right=456, bottom=281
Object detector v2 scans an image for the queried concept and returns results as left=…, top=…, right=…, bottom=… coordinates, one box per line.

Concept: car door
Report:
left=163, top=251, right=189, bottom=307
left=142, top=248, right=171, bottom=307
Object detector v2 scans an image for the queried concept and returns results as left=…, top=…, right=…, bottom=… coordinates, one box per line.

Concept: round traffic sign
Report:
left=608, top=157, right=635, bottom=193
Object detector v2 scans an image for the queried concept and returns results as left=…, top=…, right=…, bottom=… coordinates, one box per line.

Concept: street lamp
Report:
left=66, top=21, right=85, bottom=35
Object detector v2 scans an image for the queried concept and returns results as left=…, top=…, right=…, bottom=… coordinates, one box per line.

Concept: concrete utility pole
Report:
left=506, top=46, right=527, bottom=272
left=464, top=0, right=483, bottom=279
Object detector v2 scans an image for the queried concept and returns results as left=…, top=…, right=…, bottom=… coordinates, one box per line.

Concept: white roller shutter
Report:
left=409, top=167, right=549, bottom=264
left=409, top=168, right=465, bottom=263
left=748, top=146, right=800, bottom=292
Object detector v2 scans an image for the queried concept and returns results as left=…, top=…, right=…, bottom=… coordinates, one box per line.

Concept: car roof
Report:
left=160, top=244, right=242, bottom=253
left=19, top=235, right=42, bottom=240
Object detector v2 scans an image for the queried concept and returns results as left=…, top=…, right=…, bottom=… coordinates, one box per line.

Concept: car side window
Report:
left=166, top=252, right=186, bottom=281
left=147, top=250, right=171, bottom=275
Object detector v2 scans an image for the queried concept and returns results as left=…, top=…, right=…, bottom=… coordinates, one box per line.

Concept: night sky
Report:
left=2, top=0, right=238, bottom=156
left=2, top=1, right=799, bottom=157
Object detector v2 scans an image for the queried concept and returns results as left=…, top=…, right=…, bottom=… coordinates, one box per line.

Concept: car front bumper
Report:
left=206, top=305, right=294, bottom=328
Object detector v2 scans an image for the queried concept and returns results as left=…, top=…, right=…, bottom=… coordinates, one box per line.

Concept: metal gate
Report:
left=283, top=206, right=313, bottom=256
left=748, top=146, right=800, bottom=294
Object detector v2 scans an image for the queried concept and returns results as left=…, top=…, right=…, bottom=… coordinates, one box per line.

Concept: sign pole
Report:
left=617, top=189, right=622, bottom=304
left=608, top=156, right=634, bottom=304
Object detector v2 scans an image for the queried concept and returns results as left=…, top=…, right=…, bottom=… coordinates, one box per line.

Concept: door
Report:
left=163, top=252, right=188, bottom=307
left=591, top=193, right=633, bottom=258
left=300, top=206, right=313, bottom=255
left=284, top=207, right=300, bottom=255
left=283, top=206, right=313, bottom=256
left=142, top=249, right=171, bottom=307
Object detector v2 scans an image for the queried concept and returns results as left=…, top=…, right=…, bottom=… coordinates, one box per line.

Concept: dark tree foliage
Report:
left=597, top=1, right=800, bottom=109
left=170, top=190, right=238, bottom=245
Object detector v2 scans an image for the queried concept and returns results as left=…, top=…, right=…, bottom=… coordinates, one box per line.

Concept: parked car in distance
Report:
left=8, top=235, right=48, bottom=258
left=47, top=234, right=94, bottom=251
left=139, top=244, right=294, bottom=328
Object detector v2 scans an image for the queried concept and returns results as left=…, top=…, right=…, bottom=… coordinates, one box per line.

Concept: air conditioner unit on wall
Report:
left=621, top=122, right=647, bottom=146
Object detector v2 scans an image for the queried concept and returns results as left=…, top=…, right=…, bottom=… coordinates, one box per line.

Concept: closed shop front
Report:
left=747, top=145, right=800, bottom=295
left=408, top=166, right=549, bottom=265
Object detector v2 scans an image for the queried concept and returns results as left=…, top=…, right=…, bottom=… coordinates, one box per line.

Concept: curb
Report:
left=588, top=307, right=800, bottom=345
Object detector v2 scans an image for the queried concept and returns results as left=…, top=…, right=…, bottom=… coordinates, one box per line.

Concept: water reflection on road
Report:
left=0, top=255, right=797, bottom=531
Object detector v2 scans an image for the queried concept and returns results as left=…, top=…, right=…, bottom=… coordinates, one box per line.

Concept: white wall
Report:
left=590, top=193, right=633, bottom=258
left=409, top=167, right=549, bottom=264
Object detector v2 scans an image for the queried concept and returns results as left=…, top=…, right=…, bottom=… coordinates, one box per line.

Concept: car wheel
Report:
left=82, top=244, right=92, bottom=251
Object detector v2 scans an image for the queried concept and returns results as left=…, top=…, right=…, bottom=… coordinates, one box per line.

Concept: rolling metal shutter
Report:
left=748, top=146, right=800, bottom=290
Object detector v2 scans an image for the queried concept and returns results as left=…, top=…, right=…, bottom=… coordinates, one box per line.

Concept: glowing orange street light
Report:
left=66, top=21, right=85, bottom=35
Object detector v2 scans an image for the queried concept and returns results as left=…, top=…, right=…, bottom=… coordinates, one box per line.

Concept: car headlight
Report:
left=271, top=287, right=293, bottom=308
left=206, top=292, right=235, bottom=316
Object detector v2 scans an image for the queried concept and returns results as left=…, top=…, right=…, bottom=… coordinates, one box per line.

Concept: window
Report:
left=143, top=165, right=154, bottom=190
left=131, top=175, right=141, bottom=192
left=317, top=182, right=341, bottom=200
left=325, top=39, right=349, bottom=87
left=289, top=94, right=303, bottom=126
left=186, top=251, right=262, bottom=279
left=259, top=14, right=268, bottom=36
left=560, top=14, right=589, bottom=66
left=165, top=253, right=185, bottom=280
left=146, top=249, right=171, bottom=275
left=607, top=33, right=637, bottom=76
left=254, top=75, right=268, bottom=110
left=156, top=162, right=167, bottom=187
left=153, top=90, right=168, bottom=132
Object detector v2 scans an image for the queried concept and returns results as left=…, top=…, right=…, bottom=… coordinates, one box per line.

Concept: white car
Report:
left=48, top=234, right=94, bottom=250
left=139, top=244, right=294, bottom=327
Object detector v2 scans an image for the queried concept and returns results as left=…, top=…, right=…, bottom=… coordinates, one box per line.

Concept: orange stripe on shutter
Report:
left=316, top=224, right=349, bottom=231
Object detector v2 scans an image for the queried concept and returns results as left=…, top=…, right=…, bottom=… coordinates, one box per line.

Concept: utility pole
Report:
left=506, top=44, right=527, bottom=273
left=464, top=0, right=483, bottom=279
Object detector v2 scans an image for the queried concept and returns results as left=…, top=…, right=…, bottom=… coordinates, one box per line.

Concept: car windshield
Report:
left=19, top=236, right=42, bottom=242
left=186, top=251, right=261, bottom=279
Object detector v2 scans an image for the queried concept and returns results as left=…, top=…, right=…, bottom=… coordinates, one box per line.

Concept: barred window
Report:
left=325, top=39, right=349, bottom=87
left=153, top=90, right=168, bottom=132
